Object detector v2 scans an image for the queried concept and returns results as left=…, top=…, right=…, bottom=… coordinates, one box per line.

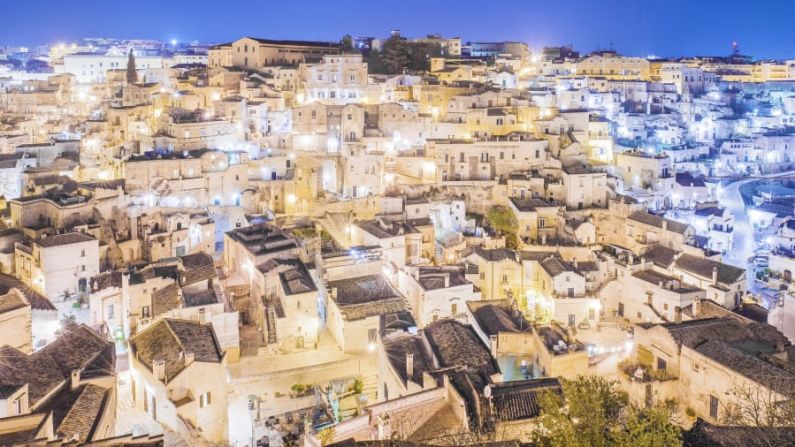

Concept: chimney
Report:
left=573, top=258, right=578, bottom=270
left=692, top=297, right=701, bottom=318
left=153, top=359, right=166, bottom=381
left=662, top=219, right=668, bottom=232
left=443, top=273, right=450, bottom=288
left=675, top=306, right=682, bottom=324
left=712, top=266, right=718, bottom=286
left=70, top=369, right=80, bottom=390
left=406, top=353, right=414, bottom=378
left=184, top=351, right=195, bottom=366
left=489, top=334, right=498, bottom=357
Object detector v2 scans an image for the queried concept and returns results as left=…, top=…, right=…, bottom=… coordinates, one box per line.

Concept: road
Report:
left=720, top=170, right=795, bottom=297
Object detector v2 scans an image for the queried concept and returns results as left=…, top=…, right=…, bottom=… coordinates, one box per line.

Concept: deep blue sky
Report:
left=2, top=0, right=795, bottom=59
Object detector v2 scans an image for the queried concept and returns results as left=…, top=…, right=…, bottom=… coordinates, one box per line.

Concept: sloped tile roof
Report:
left=469, top=301, right=531, bottom=336
left=628, top=211, right=690, bottom=235
left=425, top=319, right=498, bottom=376
left=130, top=319, right=222, bottom=382
left=54, top=383, right=110, bottom=442
left=643, top=244, right=678, bottom=268
left=473, top=246, right=518, bottom=263
left=675, top=254, right=745, bottom=285
left=0, top=288, right=27, bottom=314
left=383, top=335, right=433, bottom=386
left=35, top=232, right=96, bottom=248
left=0, top=325, right=112, bottom=406
left=152, top=283, right=179, bottom=316
left=489, top=377, right=562, bottom=422
left=695, top=339, right=795, bottom=396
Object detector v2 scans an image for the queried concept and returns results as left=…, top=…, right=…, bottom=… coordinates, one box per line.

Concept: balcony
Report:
left=618, top=360, right=677, bottom=383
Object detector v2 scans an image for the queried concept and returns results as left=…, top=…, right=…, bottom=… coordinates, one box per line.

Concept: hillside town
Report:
left=2, top=29, right=795, bottom=447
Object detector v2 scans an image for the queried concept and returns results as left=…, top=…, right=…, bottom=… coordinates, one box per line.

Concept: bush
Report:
left=352, top=378, right=364, bottom=395
left=291, top=383, right=306, bottom=395
left=486, top=205, right=519, bottom=249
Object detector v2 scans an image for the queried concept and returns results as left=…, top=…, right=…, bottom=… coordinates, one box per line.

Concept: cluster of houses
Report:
left=0, top=32, right=795, bottom=446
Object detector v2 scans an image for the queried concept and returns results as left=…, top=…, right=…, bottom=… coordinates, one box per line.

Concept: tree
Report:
left=532, top=376, right=681, bottom=447
left=381, top=35, right=411, bottom=74
left=613, top=405, right=682, bottom=447
left=365, top=49, right=387, bottom=74
left=340, top=34, right=353, bottom=53
left=409, top=41, right=443, bottom=72
left=126, top=49, right=137, bottom=84
left=486, top=205, right=519, bottom=249
left=722, top=382, right=795, bottom=427
left=56, top=314, right=79, bottom=337
left=716, top=381, right=795, bottom=446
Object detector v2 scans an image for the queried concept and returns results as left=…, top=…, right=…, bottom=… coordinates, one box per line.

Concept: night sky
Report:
left=2, top=0, right=795, bottom=59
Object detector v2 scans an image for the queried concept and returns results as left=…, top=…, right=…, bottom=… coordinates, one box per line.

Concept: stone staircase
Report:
left=361, top=373, right=379, bottom=403
left=265, top=305, right=278, bottom=344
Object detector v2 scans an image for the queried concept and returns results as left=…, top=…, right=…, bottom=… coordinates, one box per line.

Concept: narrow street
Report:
left=719, top=170, right=795, bottom=297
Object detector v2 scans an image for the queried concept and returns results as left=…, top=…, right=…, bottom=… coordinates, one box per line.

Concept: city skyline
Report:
left=3, top=0, right=795, bottom=59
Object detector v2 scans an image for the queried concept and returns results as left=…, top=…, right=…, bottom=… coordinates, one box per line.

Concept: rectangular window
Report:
left=709, top=395, right=719, bottom=419
left=142, top=306, right=150, bottom=318
left=367, top=328, right=377, bottom=345
left=200, top=392, right=212, bottom=408
left=657, top=357, right=667, bottom=371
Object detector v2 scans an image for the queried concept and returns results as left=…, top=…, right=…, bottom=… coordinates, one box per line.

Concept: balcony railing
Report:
left=618, top=360, right=677, bottom=383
